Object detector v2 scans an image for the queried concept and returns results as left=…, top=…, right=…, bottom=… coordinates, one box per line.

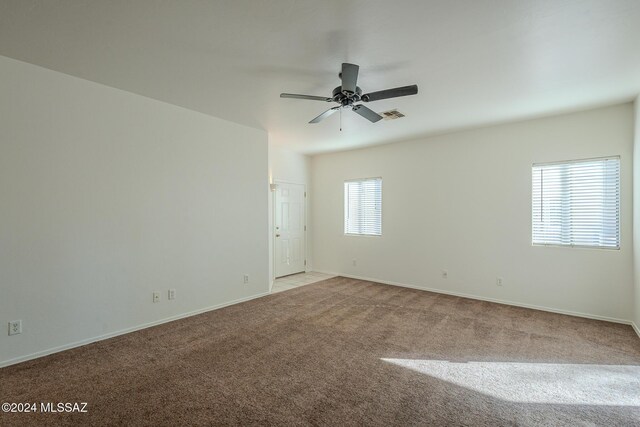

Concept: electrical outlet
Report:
left=168, top=289, right=176, bottom=300
left=442, top=270, right=448, bottom=279
left=152, top=292, right=160, bottom=303
left=8, top=320, right=22, bottom=336
left=496, top=277, right=504, bottom=287
left=243, top=274, right=249, bottom=284
left=352, top=259, right=357, bottom=267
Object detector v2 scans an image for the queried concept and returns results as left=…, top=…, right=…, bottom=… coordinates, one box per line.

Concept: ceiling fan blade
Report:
left=352, top=104, right=383, bottom=123
left=362, top=84, right=418, bottom=102
left=309, top=107, right=340, bottom=124
left=280, top=93, right=331, bottom=102
left=341, top=63, right=359, bottom=94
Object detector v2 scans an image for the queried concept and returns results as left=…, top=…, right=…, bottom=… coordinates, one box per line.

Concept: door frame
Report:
left=272, top=180, right=307, bottom=283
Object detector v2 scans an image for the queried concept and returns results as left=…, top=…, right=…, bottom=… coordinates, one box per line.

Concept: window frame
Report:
left=344, top=177, right=383, bottom=237
left=531, top=155, right=620, bottom=250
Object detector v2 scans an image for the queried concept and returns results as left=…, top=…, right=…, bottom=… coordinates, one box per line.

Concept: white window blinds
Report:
left=344, top=178, right=382, bottom=236
left=532, top=157, right=620, bottom=249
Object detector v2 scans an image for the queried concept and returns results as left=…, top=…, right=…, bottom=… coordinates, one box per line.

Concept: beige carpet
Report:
left=1, top=277, right=639, bottom=426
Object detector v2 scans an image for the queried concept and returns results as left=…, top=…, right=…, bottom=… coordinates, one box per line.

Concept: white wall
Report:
left=269, top=144, right=312, bottom=187
left=0, top=56, right=269, bottom=366
left=633, top=97, right=640, bottom=334
left=312, top=104, right=634, bottom=322
left=268, top=144, right=312, bottom=285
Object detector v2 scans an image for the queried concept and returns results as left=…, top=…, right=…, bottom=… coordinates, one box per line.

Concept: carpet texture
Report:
left=1, top=277, right=639, bottom=426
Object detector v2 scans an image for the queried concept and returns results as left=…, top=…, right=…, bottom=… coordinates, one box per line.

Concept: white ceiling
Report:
left=1, top=0, right=639, bottom=154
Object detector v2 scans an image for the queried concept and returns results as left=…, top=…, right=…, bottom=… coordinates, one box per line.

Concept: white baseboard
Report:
left=0, top=291, right=271, bottom=369
left=5, top=274, right=636, bottom=369
left=314, top=270, right=633, bottom=326
left=632, top=322, right=640, bottom=339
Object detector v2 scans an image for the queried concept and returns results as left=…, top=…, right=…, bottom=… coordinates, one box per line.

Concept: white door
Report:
left=275, top=182, right=306, bottom=278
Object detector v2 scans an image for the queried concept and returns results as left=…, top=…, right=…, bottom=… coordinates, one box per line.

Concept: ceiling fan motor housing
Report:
left=332, top=86, right=362, bottom=106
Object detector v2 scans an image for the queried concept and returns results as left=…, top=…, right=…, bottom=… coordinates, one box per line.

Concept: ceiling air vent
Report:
left=380, top=109, right=405, bottom=120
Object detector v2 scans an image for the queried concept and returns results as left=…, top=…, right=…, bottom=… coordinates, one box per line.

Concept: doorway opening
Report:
left=274, top=181, right=306, bottom=278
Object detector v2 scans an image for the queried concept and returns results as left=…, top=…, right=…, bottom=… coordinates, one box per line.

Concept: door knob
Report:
left=276, top=234, right=281, bottom=237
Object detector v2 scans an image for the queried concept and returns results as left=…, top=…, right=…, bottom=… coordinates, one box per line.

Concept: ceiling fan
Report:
left=280, top=63, right=418, bottom=124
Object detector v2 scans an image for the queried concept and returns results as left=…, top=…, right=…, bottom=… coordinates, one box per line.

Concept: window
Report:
left=344, top=177, right=382, bottom=236
left=532, top=157, right=620, bottom=249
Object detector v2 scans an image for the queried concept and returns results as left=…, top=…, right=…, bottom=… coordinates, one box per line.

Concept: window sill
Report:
left=532, top=243, right=620, bottom=251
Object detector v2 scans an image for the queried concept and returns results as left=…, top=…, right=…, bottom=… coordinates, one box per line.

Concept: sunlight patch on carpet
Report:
left=381, top=358, right=640, bottom=406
